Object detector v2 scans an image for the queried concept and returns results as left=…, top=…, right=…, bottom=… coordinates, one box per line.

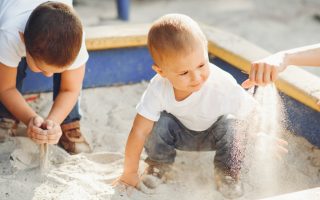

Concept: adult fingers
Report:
left=249, top=63, right=257, bottom=83
left=271, top=66, right=278, bottom=82
left=256, top=63, right=265, bottom=85
left=241, top=79, right=255, bottom=89
left=263, top=65, right=271, bottom=84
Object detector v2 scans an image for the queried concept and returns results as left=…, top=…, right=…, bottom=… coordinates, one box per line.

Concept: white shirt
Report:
left=137, top=63, right=257, bottom=131
left=0, top=0, right=88, bottom=69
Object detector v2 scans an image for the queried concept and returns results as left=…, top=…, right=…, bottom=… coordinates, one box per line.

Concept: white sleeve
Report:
left=0, top=31, right=23, bottom=67
left=67, top=32, right=89, bottom=70
left=226, top=74, right=258, bottom=119
left=136, top=78, right=163, bottom=121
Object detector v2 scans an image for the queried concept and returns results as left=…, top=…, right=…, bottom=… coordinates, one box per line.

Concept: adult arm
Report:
left=242, top=43, right=320, bottom=88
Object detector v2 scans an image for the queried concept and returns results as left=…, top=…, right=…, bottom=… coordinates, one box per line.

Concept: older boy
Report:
left=119, top=14, right=258, bottom=198
left=0, top=0, right=90, bottom=154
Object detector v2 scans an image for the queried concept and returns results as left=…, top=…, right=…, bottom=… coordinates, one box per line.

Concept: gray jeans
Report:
left=145, top=111, right=247, bottom=177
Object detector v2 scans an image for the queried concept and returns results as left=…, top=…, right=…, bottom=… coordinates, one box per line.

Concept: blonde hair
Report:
left=147, top=14, right=207, bottom=66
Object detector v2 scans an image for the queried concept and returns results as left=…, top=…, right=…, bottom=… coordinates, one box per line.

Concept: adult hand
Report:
left=242, top=52, right=288, bottom=89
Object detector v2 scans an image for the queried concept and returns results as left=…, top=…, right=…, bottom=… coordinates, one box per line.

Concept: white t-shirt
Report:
left=136, top=63, right=258, bottom=131
left=0, top=0, right=88, bottom=69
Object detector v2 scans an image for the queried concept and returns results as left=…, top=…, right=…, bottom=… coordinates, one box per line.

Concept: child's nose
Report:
left=191, top=71, right=201, bottom=82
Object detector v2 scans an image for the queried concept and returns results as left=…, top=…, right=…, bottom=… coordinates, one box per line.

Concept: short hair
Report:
left=147, top=14, right=207, bottom=66
left=24, top=1, right=83, bottom=67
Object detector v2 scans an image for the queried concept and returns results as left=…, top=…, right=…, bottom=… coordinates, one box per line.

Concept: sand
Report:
left=0, top=1, right=320, bottom=199
left=0, top=83, right=319, bottom=200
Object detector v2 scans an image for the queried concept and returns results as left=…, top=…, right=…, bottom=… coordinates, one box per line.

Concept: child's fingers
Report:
left=111, top=177, right=121, bottom=186
left=33, top=116, right=43, bottom=127
left=32, top=132, right=47, bottom=140
left=136, top=181, right=156, bottom=194
left=30, top=126, right=45, bottom=136
left=46, top=125, right=62, bottom=136
left=44, top=120, right=54, bottom=130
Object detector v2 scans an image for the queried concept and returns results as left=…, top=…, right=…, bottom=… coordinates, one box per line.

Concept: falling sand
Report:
left=241, top=84, right=291, bottom=198
left=0, top=83, right=319, bottom=200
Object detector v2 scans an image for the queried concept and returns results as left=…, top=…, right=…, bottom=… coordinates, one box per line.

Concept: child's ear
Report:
left=19, top=32, right=25, bottom=44
left=152, top=64, right=165, bottom=77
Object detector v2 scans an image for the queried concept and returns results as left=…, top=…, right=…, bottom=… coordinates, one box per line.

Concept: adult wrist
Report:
left=283, top=52, right=291, bottom=66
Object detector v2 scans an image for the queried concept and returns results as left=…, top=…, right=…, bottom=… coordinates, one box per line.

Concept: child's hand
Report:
left=242, top=53, right=288, bottom=89
left=27, top=116, right=46, bottom=144
left=117, top=172, right=140, bottom=188
left=256, top=132, right=288, bottom=160
left=41, top=119, right=62, bottom=144
left=27, top=117, right=62, bottom=144
left=113, top=173, right=155, bottom=194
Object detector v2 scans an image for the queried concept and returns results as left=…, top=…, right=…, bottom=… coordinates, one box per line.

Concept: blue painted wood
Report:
left=84, top=47, right=154, bottom=88
left=22, top=47, right=155, bottom=93
left=117, top=0, right=130, bottom=21
left=21, top=68, right=53, bottom=93
left=21, top=47, right=319, bottom=147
